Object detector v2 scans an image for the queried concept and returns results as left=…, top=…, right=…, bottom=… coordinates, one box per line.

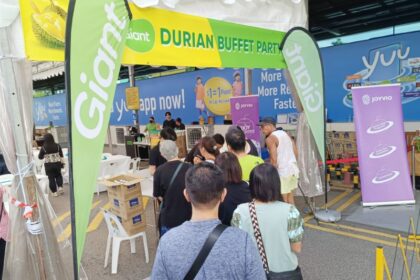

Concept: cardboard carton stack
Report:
left=102, top=174, right=146, bottom=236
left=327, top=132, right=358, bottom=159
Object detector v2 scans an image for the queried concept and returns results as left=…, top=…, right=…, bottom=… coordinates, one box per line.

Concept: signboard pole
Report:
left=128, top=66, right=140, bottom=132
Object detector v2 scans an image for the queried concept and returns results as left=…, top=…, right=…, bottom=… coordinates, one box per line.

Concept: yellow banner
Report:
left=20, top=0, right=67, bottom=61
left=20, top=2, right=286, bottom=68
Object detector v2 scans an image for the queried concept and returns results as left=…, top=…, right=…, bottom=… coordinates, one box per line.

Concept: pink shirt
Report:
left=232, top=81, right=243, bottom=96
left=0, top=188, right=9, bottom=241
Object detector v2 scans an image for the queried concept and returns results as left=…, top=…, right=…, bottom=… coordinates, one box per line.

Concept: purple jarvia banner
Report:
left=352, top=84, right=415, bottom=206
left=230, top=96, right=261, bottom=154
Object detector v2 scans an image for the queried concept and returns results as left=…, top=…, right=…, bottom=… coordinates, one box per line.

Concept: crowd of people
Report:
left=151, top=119, right=304, bottom=279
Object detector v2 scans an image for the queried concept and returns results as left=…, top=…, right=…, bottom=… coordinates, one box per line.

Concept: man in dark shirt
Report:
left=149, top=127, right=177, bottom=175
left=175, top=117, right=185, bottom=130
left=162, top=112, right=176, bottom=129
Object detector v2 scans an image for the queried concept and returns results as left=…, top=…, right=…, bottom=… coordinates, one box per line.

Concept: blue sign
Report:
left=321, top=31, right=420, bottom=122
left=33, top=94, right=67, bottom=126
left=251, top=69, right=297, bottom=121
left=110, top=68, right=245, bottom=125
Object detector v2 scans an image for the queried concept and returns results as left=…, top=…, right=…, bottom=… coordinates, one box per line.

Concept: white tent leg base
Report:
left=314, top=209, right=341, bottom=222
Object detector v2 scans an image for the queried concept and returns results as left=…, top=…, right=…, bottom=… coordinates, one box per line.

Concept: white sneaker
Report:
left=52, top=192, right=58, bottom=197
left=58, top=187, right=64, bottom=195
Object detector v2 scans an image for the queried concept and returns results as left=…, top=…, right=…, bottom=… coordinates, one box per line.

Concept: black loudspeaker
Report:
left=124, top=136, right=136, bottom=158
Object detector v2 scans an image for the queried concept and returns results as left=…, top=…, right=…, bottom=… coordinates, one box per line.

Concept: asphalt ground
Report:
left=49, top=182, right=420, bottom=280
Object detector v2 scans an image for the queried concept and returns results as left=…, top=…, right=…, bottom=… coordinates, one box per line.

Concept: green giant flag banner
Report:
left=280, top=27, right=325, bottom=164
left=65, top=0, right=131, bottom=271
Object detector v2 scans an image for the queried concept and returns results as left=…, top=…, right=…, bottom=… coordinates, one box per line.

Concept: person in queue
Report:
left=260, top=117, right=299, bottom=204
left=225, top=126, right=264, bottom=182
left=232, top=163, right=304, bottom=279
left=149, top=128, right=177, bottom=175
left=215, top=152, right=251, bottom=226
left=162, top=112, right=176, bottom=129
left=193, top=136, right=219, bottom=164
left=153, top=140, right=192, bottom=236
left=38, top=133, right=64, bottom=197
left=175, top=117, right=185, bottom=130
left=151, top=162, right=265, bottom=279
left=185, top=134, right=225, bottom=164
left=212, top=133, right=225, bottom=151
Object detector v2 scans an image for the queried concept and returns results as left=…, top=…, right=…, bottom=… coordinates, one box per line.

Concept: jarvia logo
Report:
left=235, top=103, right=240, bottom=110
left=362, top=94, right=370, bottom=105
left=126, top=19, right=155, bottom=53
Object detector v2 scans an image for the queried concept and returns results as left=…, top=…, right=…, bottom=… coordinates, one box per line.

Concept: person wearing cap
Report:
left=175, top=117, right=185, bottom=130
left=260, top=117, right=299, bottom=205
left=163, top=112, right=176, bottom=129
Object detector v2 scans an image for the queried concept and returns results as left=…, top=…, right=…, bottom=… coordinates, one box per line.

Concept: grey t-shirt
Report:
left=151, top=219, right=266, bottom=280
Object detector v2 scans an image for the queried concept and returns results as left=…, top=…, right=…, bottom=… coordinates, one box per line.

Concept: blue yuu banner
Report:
left=322, top=31, right=420, bottom=122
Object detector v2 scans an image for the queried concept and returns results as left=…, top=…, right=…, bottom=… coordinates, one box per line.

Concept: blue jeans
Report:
left=159, top=226, right=171, bottom=237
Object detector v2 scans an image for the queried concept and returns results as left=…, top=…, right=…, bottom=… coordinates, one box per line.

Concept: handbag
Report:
left=58, top=145, right=65, bottom=169
left=184, top=224, right=227, bottom=280
left=248, top=200, right=303, bottom=280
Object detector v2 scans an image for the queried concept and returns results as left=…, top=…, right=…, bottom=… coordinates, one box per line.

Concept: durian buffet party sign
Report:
left=19, top=1, right=286, bottom=68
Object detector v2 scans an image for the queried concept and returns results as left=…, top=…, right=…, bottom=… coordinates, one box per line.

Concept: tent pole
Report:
left=0, top=27, right=47, bottom=280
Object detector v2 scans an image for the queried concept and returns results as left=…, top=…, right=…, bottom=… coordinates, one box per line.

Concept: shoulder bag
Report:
left=184, top=224, right=228, bottom=280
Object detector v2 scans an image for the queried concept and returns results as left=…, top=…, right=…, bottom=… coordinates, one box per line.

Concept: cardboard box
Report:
left=116, top=211, right=147, bottom=236
left=176, top=133, right=187, bottom=158
left=109, top=194, right=144, bottom=220
left=101, top=174, right=142, bottom=201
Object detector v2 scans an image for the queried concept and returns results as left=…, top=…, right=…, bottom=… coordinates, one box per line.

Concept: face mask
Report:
left=149, top=120, right=154, bottom=123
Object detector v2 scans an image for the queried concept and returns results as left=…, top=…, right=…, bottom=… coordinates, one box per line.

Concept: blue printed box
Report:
left=116, top=212, right=147, bottom=236
left=110, top=195, right=144, bottom=220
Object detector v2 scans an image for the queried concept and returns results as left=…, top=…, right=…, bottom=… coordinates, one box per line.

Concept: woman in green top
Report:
left=231, top=163, right=304, bottom=276
left=145, top=116, right=159, bottom=135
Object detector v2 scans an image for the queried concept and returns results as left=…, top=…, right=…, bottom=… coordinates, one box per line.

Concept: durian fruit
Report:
left=32, top=12, right=65, bottom=48
left=31, top=0, right=52, bottom=14
left=50, top=0, right=69, bottom=18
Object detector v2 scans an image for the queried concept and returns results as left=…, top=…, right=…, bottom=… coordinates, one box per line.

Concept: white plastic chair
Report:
left=102, top=209, right=149, bottom=274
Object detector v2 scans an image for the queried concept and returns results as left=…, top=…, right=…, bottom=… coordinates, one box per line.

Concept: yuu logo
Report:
left=126, top=19, right=155, bottom=53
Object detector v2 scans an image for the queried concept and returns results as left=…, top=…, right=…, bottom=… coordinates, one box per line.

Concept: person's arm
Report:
left=153, top=168, right=163, bottom=201
left=266, top=135, right=278, bottom=167
left=58, top=144, right=63, bottom=157
left=149, top=165, right=156, bottom=176
left=38, top=147, right=45, bottom=159
left=149, top=147, right=158, bottom=175
left=288, top=205, right=304, bottom=254
left=144, top=125, right=148, bottom=133
left=244, top=233, right=267, bottom=279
